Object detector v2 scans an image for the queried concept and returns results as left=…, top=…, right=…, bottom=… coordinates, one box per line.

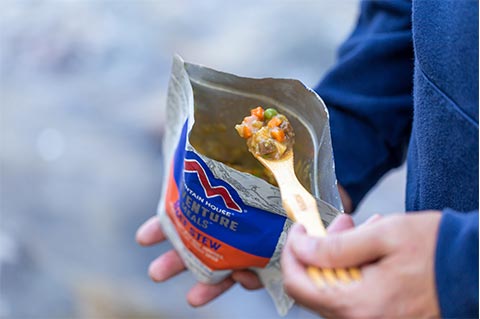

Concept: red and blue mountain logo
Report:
left=184, top=158, right=242, bottom=212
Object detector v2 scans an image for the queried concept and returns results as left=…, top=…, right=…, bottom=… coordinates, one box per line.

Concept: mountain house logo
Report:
left=184, top=158, right=242, bottom=212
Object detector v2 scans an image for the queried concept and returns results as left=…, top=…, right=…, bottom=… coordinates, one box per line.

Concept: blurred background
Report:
left=0, top=1, right=405, bottom=318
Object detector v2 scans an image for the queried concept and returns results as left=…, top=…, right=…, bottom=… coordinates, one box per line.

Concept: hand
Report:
left=136, top=216, right=263, bottom=306
left=136, top=214, right=355, bottom=306
left=281, top=212, right=442, bottom=318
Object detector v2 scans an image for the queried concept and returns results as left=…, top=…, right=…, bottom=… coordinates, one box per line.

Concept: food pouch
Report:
left=157, top=55, right=343, bottom=315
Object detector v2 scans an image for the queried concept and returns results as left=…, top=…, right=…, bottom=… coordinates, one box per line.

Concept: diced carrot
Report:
left=250, top=106, right=264, bottom=120
left=268, top=116, right=282, bottom=128
left=243, top=115, right=254, bottom=123
left=271, top=128, right=285, bottom=142
left=242, top=125, right=252, bottom=138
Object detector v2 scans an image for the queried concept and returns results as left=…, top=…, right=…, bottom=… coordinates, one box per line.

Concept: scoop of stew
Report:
left=235, top=106, right=294, bottom=160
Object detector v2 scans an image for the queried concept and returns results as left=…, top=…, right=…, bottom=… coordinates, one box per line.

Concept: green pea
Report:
left=264, top=108, right=278, bottom=120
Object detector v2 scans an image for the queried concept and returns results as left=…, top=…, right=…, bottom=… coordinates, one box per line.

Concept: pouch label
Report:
left=165, top=121, right=287, bottom=270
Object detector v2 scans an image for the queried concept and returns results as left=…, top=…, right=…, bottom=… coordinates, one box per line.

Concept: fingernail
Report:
left=290, top=232, right=318, bottom=257
left=136, top=223, right=149, bottom=243
left=148, top=261, right=165, bottom=282
left=135, top=230, right=144, bottom=244
left=137, top=218, right=156, bottom=242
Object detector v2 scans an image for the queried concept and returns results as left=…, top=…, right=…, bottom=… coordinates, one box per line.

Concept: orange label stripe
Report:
left=165, top=167, right=270, bottom=270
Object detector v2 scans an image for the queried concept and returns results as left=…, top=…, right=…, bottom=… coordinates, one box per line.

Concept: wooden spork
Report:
left=255, top=149, right=361, bottom=287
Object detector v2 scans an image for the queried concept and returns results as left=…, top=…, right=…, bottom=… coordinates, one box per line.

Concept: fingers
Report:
left=136, top=216, right=166, bottom=246
left=187, top=277, right=236, bottom=307
left=148, top=250, right=186, bottom=282
left=282, top=223, right=388, bottom=318
left=361, top=213, right=383, bottom=227
left=185, top=270, right=261, bottom=307
left=327, top=214, right=355, bottom=234
left=232, top=270, right=263, bottom=290
left=289, top=220, right=391, bottom=269
left=148, top=254, right=259, bottom=307
left=326, top=212, right=381, bottom=234
left=138, top=216, right=261, bottom=307
left=282, top=234, right=324, bottom=306
left=282, top=229, right=348, bottom=317
left=186, top=270, right=262, bottom=307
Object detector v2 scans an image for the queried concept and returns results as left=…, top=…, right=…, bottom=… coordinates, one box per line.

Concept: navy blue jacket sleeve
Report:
left=314, top=0, right=414, bottom=208
left=436, top=209, right=479, bottom=318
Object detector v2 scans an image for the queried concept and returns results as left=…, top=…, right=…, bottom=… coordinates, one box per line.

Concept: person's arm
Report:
left=435, top=209, right=479, bottom=318
left=315, top=0, right=414, bottom=210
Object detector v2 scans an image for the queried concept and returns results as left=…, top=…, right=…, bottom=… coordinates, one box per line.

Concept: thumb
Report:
left=288, top=221, right=391, bottom=268
left=327, top=214, right=355, bottom=234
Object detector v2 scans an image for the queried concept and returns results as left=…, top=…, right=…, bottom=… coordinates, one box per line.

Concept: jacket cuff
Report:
left=435, top=209, right=479, bottom=318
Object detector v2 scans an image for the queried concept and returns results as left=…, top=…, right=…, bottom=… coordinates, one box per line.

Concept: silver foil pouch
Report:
left=157, top=55, right=342, bottom=315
